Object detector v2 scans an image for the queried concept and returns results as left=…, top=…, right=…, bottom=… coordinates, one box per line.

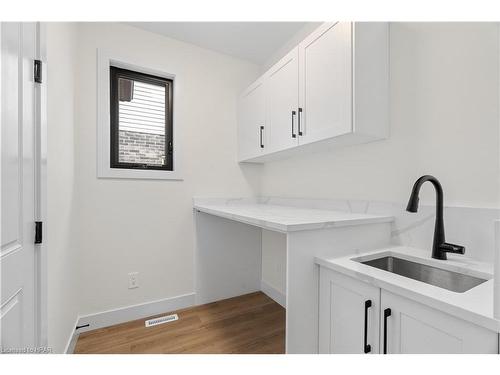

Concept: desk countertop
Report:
left=193, top=198, right=394, bottom=232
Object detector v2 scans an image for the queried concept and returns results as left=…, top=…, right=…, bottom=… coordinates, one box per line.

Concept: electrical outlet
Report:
left=128, top=272, right=139, bottom=289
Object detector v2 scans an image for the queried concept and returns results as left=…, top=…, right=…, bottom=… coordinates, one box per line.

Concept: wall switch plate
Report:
left=128, top=272, right=139, bottom=289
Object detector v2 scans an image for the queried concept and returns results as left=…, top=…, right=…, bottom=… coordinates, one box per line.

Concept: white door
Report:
left=1, top=22, right=40, bottom=351
left=381, top=290, right=498, bottom=354
left=266, top=47, right=299, bottom=153
left=319, top=268, right=380, bottom=354
left=237, top=79, right=266, bottom=161
left=298, top=22, right=352, bottom=145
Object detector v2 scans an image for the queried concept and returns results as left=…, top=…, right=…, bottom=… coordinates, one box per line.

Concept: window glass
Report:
left=110, top=67, right=173, bottom=171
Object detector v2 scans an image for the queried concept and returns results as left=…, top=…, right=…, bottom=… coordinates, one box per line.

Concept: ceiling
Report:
left=127, top=22, right=311, bottom=65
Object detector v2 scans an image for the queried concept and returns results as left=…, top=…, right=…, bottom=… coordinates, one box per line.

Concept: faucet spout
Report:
left=406, top=175, right=463, bottom=260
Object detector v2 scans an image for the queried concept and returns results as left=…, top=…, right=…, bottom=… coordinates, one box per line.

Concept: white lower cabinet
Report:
left=319, top=267, right=499, bottom=354
left=319, top=268, right=380, bottom=354
left=381, top=290, right=498, bottom=354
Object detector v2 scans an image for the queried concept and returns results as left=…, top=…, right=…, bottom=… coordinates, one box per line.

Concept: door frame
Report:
left=33, top=22, right=48, bottom=348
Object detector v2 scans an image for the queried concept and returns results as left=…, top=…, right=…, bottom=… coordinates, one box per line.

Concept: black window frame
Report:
left=110, top=66, right=174, bottom=171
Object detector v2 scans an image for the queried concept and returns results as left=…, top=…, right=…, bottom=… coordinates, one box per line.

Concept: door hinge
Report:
left=35, top=221, right=43, bottom=244
left=34, top=59, right=42, bottom=83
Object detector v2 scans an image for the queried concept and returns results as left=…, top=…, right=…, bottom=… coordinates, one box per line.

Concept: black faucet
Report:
left=406, top=175, right=465, bottom=260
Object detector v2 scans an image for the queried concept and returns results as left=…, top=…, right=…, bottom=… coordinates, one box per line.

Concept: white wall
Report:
left=45, top=22, right=500, bottom=342
left=260, top=23, right=500, bottom=208
left=261, top=230, right=286, bottom=295
left=73, top=23, right=261, bottom=316
left=259, top=23, right=500, bottom=296
left=46, top=23, right=80, bottom=353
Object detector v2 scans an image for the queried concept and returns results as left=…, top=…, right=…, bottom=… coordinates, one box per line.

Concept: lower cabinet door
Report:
left=381, top=290, right=498, bottom=354
left=319, top=268, right=380, bottom=353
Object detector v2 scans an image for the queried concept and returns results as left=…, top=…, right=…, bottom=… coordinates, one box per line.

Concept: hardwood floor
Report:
left=74, top=292, right=285, bottom=354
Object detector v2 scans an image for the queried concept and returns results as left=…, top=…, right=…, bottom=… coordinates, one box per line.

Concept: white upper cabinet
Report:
left=298, top=22, right=352, bottom=145
left=238, top=22, right=389, bottom=163
left=266, top=47, right=299, bottom=153
left=238, top=78, right=266, bottom=161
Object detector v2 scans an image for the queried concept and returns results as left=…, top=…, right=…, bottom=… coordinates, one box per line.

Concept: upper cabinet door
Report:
left=266, top=47, right=299, bottom=153
left=238, top=79, right=266, bottom=161
left=298, top=22, right=352, bottom=145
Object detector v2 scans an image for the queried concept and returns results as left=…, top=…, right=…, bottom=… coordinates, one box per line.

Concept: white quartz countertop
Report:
left=193, top=198, right=394, bottom=232
left=315, top=246, right=500, bottom=332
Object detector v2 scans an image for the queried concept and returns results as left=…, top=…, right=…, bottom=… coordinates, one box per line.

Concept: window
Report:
left=109, top=66, right=173, bottom=171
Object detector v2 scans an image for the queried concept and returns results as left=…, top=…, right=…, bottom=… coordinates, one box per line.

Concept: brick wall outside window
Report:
left=118, top=130, right=166, bottom=166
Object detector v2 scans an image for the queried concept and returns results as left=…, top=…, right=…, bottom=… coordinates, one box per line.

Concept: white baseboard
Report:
left=260, top=280, right=286, bottom=308
left=75, top=293, right=195, bottom=335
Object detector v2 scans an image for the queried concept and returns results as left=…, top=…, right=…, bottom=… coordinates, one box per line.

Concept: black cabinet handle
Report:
left=291, top=110, right=297, bottom=138
left=383, top=308, right=391, bottom=354
left=363, top=300, right=372, bottom=353
left=298, top=107, right=303, bottom=136
left=259, top=126, right=264, bottom=148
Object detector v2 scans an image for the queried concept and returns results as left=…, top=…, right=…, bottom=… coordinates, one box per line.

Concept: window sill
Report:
left=97, top=166, right=183, bottom=181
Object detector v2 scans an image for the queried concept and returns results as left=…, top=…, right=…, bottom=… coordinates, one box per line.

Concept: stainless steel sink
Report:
left=359, top=256, right=488, bottom=293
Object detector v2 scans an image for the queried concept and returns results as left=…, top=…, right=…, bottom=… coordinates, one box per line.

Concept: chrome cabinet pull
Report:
left=291, top=110, right=297, bottom=138
left=259, top=126, right=264, bottom=148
